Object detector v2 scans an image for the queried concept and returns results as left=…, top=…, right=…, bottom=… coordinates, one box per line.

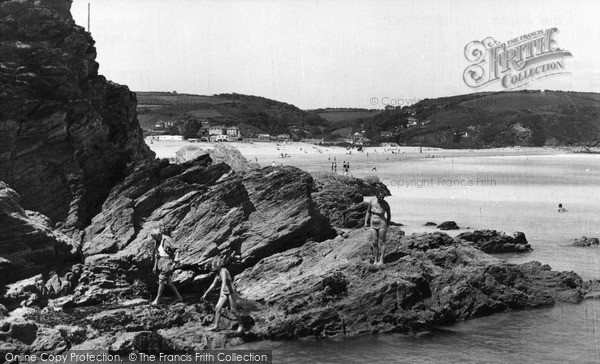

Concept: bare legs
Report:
left=208, top=294, right=244, bottom=332
left=369, top=227, right=388, bottom=265
left=152, top=281, right=183, bottom=305
left=369, top=228, right=379, bottom=264
left=378, top=228, right=387, bottom=264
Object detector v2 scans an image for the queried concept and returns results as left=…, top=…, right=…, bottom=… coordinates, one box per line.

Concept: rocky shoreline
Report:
left=0, top=0, right=598, bottom=359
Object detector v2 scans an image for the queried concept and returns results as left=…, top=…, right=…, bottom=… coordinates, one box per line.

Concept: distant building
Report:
left=276, top=134, right=291, bottom=141
left=407, top=117, right=419, bottom=127
left=226, top=126, right=240, bottom=137
left=154, top=120, right=176, bottom=129
left=380, top=131, right=394, bottom=138
left=209, top=125, right=226, bottom=135
left=257, top=134, right=271, bottom=141
left=346, top=132, right=370, bottom=145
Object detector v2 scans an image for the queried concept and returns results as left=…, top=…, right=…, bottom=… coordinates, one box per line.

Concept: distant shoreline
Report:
left=146, top=140, right=588, bottom=175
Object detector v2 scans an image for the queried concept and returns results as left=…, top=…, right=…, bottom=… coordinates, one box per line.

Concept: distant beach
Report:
left=147, top=140, right=573, bottom=176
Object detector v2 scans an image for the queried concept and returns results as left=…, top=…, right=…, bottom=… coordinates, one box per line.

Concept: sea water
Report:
left=240, top=153, right=600, bottom=363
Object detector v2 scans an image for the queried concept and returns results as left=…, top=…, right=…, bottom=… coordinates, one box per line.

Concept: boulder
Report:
left=0, top=0, right=154, bottom=232
left=457, top=230, right=532, bottom=253
left=437, top=221, right=460, bottom=230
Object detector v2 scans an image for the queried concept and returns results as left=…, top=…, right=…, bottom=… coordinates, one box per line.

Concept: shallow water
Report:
left=241, top=152, right=600, bottom=363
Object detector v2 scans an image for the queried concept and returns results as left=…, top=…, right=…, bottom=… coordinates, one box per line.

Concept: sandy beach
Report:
left=147, top=140, right=572, bottom=175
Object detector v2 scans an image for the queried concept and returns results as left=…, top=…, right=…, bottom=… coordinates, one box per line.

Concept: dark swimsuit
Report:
left=217, top=268, right=234, bottom=297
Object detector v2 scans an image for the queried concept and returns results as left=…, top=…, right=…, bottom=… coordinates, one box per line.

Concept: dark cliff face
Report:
left=0, top=0, right=155, bottom=231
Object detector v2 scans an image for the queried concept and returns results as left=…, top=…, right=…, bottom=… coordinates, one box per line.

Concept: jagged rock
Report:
left=0, top=0, right=154, bottom=232
left=457, top=230, right=532, bottom=253
left=571, top=236, right=600, bottom=247
left=311, top=172, right=390, bottom=228
left=30, top=327, right=68, bottom=352
left=175, top=144, right=260, bottom=172
left=80, top=158, right=334, bottom=292
left=235, top=228, right=582, bottom=340
left=437, top=221, right=460, bottom=230
left=0, top=182, right=80, bottom=284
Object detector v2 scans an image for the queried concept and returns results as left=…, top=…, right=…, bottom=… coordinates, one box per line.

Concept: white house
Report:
left=208, top=125, right=226, bottom=135
left=226, top=126, right=239, bottom=137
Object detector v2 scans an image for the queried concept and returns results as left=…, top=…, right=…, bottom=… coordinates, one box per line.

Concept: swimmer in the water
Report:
left=364, top=189, right=391, bottom=265
left=558, top=203, right=567, bottom=213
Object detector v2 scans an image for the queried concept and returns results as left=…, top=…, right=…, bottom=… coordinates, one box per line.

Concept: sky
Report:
left=70, top=0, right=600, bottom=109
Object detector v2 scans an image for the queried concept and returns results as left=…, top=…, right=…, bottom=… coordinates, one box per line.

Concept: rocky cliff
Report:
left=0, top=0, right=154, bottom=233
left=0, top=182, right=79, bottom=284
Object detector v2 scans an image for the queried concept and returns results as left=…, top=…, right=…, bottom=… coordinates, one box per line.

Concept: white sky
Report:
left=70, top=0, right=600, bottom=109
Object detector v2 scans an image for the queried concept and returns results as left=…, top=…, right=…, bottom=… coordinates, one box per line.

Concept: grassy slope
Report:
left=136, top=92, right=328, bottom=137
left=364, top=91, right=600, bottom=148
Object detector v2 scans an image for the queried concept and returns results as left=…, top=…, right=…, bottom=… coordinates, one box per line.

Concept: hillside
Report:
left=136, top=90, right=600, bottom=148
left=136, top=92, right=327, bottom=139
left=359, top=90, right=600, bottom=148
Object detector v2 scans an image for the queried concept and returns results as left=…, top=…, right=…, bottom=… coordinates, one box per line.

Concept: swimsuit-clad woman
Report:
left=364, top=190, right=391, bottom=265
left=202, top=258, right=244, bottom=332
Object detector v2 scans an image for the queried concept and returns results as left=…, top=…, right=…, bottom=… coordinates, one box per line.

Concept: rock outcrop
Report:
left=0, top=228, right=584, bottom=352
left=457, top=230, right=532, bottom=253
left=0, top=182, right=79, bottom=284
left=437, top=221, right=459, bottom=230
left=80, top=158, right=334, bottom=291
left=0, top=0, right=154, bottom=232
left=175, top=145, right=260, bottom=172
left=234, top=228, right=582, bottom=339
left=570, top=236, right=599, bottom=247
left=311, top=173, right=390, bottom=228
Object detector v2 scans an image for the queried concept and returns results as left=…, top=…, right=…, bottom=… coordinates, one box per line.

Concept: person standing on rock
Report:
left=151, top=228, right=183, bottom=305
left=364, top=189, right=391, bottom=265
left=202, top=257, right=244, bottom=333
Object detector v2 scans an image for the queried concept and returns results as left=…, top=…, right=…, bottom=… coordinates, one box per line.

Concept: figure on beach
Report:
left=202, top=257, right=244, bottom=332
left=364, top=190, right=391, bottom=265
left=151, top=228, right=183, bottom=305
left=558, top=203, right=567, bottom=212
